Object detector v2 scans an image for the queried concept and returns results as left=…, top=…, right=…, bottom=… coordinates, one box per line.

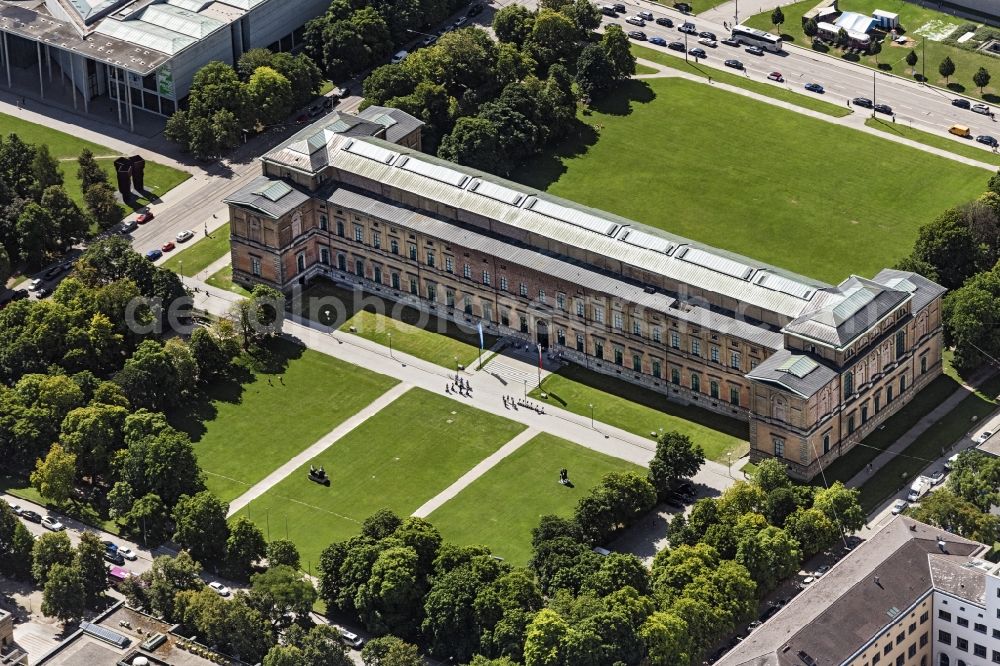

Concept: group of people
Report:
left=504, top=396, right=545, bottom=414
left=446, top=375, right=472, bottom=397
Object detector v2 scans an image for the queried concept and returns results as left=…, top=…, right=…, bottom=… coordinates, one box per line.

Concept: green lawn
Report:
left=635, top=62, right=659, bottom=75
left=162, top=223, right=232, bottom=276
left=206, top=265, right=250, bottom=297
left=429, top=433, right=644, bottom=564
left=865, top=118, right=1000, bottom=167
left=234, top=388, right=526, bottom=565
left=169, top=340, right=399, bottom=503
left=518, top=77, right=986, bottom=283
left=1, top=111, right=190, bottom=214
left=745, top=0, right=1000, bottom=102
left=300, top=279, right=497, bottom=369
left=651, top=0, right=730, bottom=14
left=529, top=364, right=748, bottom=462
left=632, top=45, right=853, bottom=117
left=0, top=473, right=118, bottom=534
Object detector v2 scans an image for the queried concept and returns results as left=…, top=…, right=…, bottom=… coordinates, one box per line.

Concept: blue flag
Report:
left=477, top=322, right=484, bottom=350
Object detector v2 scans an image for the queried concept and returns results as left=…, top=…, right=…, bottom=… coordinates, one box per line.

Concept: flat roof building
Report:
left=225, top=121, right=945, bottom=478
left=0, top=0, right=328, bottom=129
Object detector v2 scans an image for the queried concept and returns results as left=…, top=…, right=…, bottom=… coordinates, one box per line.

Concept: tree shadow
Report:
left=812, top=42, right=830, bottom=53
left=590, top=79, right=656, bottom=116
left=779, top=32, right=796, bottom=42
left=985, top=93, right=1000, bottom=104
left=877, top=63, right=893, bottom=71
left=842, top=52, right=860, bottom=62
left=948, top=82, right=967, bottom=93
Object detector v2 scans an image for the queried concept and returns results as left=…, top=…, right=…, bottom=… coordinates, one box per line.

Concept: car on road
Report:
left=338, top=627, right=364, bottom=649
left=699, top=31, right=716, bottom=40
left=421, top=34, right=437, bottom=47
left=2, top=498, right=21, bottom=515
left=28, top=278, right=43, bottom=291
left=467, top=3, right=483, bottom=16
left=721, top=37, right=739, bottom=46
left=209, top=581, right=231, bottom=597
left=655, top=17, right=673, bottom=26
left=724, top=59, right=743, bottom=69
left=176, top=229, right=195, bottom=243
left=391, top=50, right=408, bottom=64
left=118, top=547, right=137, bottom=561
left=977, top=135, right=999, bottom=147
left=44, top=264, right=62, bottom=279
left=649, top=36, right=667, bottom=46
left=668, top=41, right=685, bottom=51
left=453, top=16, right=467, bottom=28
left=974, top=430, right=994, bottom=444
left=625, top=16, right=645, bottom=26
left=698, top=37, right=717, bottom=47
left=945, top=452, right=961, bottom=470
left=638, top=10, right=653, bottom=20
left=104, top=549, right=126, bottom=565
left=161, top=241, right=176, bottom=253
left=135, top=210, right=154, bottom=224
left=120, top=219, right=138, bottom=234
left=307, top=104, right=322, bottom=118
left=874, top=103, right=893, bottom=115
left=814, top=564, right=830, bottom=577
left=747, top=620, right=763, bottom=632
left=688, top=47, right=707, bottom=58
left=890, top=499, right=909, bottom=515
left=767, top=71, right=784, bottom=82
left=41, top=516, right=65, bottom=531
left=628, top=30, right=647, bottom=40
left=927, top=470, right=946, bottom=485
left=36, top=287, right=51, bottom=298
left=330, top=85, right=350, bottom=99
left=804, top=82, right=824, bottom=93
left=852, top=97, right=874, bottom=108
left=20, top=510, right=41, bottom=523
left=145, top=249, right=163, bottom=261
left=952, top=98, right=971, bottom=109
left=678, top=22, right=697, bottom=34
left=973, top=103, right=992, bottom=115
left=613, top=3, right=626, bottom=11
left=745, top=45, right=764, bottom=55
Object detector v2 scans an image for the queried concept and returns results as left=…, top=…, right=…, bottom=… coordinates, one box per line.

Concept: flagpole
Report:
left=537, top=343, right=542, bottom=390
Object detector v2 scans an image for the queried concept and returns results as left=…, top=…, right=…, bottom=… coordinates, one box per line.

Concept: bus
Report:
left=731, top=24, right=783, bottom=52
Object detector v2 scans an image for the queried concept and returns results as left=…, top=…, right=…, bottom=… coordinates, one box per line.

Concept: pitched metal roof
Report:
left=224, top=176, right=309, bottom=219
left=356, top=105, right=425, bottom=144
left=746, top=349, right=836, bottom=398
left=872, top=269, right=946, bottom=313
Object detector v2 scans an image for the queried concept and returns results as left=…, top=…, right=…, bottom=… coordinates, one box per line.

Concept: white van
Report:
left=391, top=50, right=409, bottom=64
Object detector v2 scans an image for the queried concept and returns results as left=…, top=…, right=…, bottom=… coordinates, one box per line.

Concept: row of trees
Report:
left=910, top=449, right=1000, bottom=543
left=165, top=49, right=323, bottom=159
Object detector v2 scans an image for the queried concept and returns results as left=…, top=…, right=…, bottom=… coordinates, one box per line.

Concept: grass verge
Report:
left=162, top=223, right=231, bottom=276
left=206, top=265, right=250, bottom=297
left=864, top=118, right=1000, bottom=167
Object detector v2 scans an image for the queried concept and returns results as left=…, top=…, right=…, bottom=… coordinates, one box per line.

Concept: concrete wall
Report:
left=242, top=0, right=329, bottom=51
left=170, top=27, right=234, bottom=100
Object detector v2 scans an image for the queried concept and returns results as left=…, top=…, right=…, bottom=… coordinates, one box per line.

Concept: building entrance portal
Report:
left=536, top=320, right=549, bottom=350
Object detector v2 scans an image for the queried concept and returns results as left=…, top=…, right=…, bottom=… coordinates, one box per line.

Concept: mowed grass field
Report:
left=518, top=78, right=986, bottom=283
left=170, top=343, right=399, bottom=502
left=162, top=223, right=231, bottom=275
left=234, top=388, right=526, bottom=565
left=429, top=433, right=644, bottom=564
left=1, top=112, right=190, bottom=212
left=864, top=118, right=1000, bottom=167
left=530, top=364, right=748, bottom=462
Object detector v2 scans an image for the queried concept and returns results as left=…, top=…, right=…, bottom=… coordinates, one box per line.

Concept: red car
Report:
left=161, top=241, right=175, bottom=252
left=136, top=211, right=155, bottom=224
left=767, top=71, right=784, bottom=82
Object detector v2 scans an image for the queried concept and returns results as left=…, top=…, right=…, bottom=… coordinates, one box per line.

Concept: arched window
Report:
left=939, top=654, right=950, bottom=666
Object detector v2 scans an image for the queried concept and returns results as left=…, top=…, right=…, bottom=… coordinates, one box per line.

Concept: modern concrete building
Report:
left=717, top=516, right=1000, bottom=666
left=224, top=121, right=945, bottom=479
left=0, top=0, right=328, bottom=129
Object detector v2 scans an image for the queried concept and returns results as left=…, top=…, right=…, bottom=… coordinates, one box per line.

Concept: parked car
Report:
left=307, top=105, right=322, bottom=118
left=655, top=17, right=673, bottom=26
left=626, top=15, right=645, bottom=26
left=118, top=547, right=137, bottom=561
left=120, top=219, right=137, bottom=233
left=338, top=627, right=364, bottom=649
left=453, top=16, right=467, bottom=28
left=36, top=287, right=51, bottom=298
left=104, top=549, right=126, bottom=565
left=649, top=36, right=667, bottom=46
left=135, top=210, right=154, bottom=224
left=391, top=50, right=408, bottom=64
left=874, top=103, right=893, bottom=115
left=161, top=241, right=176, bottom=252
left=467, top=3, right=483, bottom=16
left=628, top=30, right=647, bottom=40
left=145, top=249, right=163, bottom=261
left=814, top=565, right=830, bottom=577
left=209, top=581, right=231, bottom=597
left=330, top=85, right=350, bottom=99
left=613, top=2, right=626, bottom=11
left=678, top=22, right=697, bottom=34
left=28, top=278, right=43, bottom=291
left=688, top=47, right=707, bottom=58
left=176, top=229, right=195, bottom=243
left=638, top=10, right=653, bottom=20
left=804, top=82, right=824, bottom=93
left=724, top=58, right=743, bottom=69
left=952, top=98, right=971, bottom=109
left=698, top=37, right=718, bottom=47
left=852, top=97, right=874, bottom=108
left=668, top=41, right=686, bottom=51
left=927, top=470, right=946, bottom=486
left=2, top=498, right=21, bottom=515
left=44, top=264, right=62, bottom=279
left=767, top=71, right=784, bottom=82
left=421, top=34, right=437, bottom=46
left=747, top=620, right=763, bottom=632
left=974, top=430, right=994, bottom=443
left=699, top=31, right=716, bottom=39
left=945, top=453, right=961, bottom=470
left=41, top=516, right=65, bottom=531
left=977, top=135, right=999, bottom=147
left=721, top=37, right=739, bottom=46
left=890, top=498, right=908, bottom=515
left=20, top=510, right=41, bottom=523
left=972, top=103, right=992, bottom=115
left=745, top=45, right=764, bottom=55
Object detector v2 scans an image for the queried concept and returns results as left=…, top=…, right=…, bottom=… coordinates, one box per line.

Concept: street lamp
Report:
left=726, top=453, right=733, bottom=478
left=589, top=403, right=595, bottom=428
left=387, top=332, right=392, bottom=358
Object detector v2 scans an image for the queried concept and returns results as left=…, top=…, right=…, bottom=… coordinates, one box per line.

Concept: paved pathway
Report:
left=227, top=382, right=412, bottom=516
left=193, top=254, right=233, bottom=281
left=412, top=428, right=540, bottom=518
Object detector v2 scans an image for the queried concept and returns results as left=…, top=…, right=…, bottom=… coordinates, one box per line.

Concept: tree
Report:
left=437, top=117, right=504, bottom=172
left=909, top=206, right=981, bottom=290
left=355, top=545, right=425, bottom=637
left=523, top=609, right=569, bottom=666
left=30, top=442, right=77, bottom=506
left=803, top=17, right=818, bottom=38
left=906, top=49, right=918, bottom=76
left=172, top=491, right=230, bottom=565
left=563, top=0, right=601, bottom=36
left=361, top=636, right=423, bottom=666
left=75, top=532, right=109, bottom=606
left=602, top=25, right=635, bottom=82
left=42, top=563, right=85, bottom=624
left=84, top=183, right=125, bottom=230
left=526, top=10, right=579, bottom=71
left=0, top=501, right=34, bottom=580
left=249, top=565, right=317, bottom=629
left=939, top=56, right=956, bottom=84
left=140, top=551, right=204, bottom=619
left=422, top=565, right=484, bottom=661
left=189, top=327, right=235, bottom=383
left=263, top=646, right=302, bottom=666
left=32, top=531, right=74, bottom=584
left=770, top=6, right=784, bottom=32
left=232, top=285, right=285, bottom=348
left=31, top=144, right=63, bottom=193
left=493, top=4, right=535, bottom=47
left=284, top=624, right=352, bottom=666
left=61, top=404, right=127, bottom=482
left=585, top=552, right=649, bottom=596
left=361, top=508, right=403, bottom=540
left=237, top=48, right=276, bottom=80
left=116, top=339, right=181, bottom=411
left=736, top=526, right=800, bottom=590
left=246, top=66, right=294, bottom=126
left=0, top=246, right=10, bottom=286
left=17, top=202, right=53, bottom=267
left=77, top=148, right=108, bottom=193
left=812, top=481, right=866, bottom=534
left=640, top=610, right=690, bottom=666
left=975, top=67, right=992, bottom=94
left=911, top=488, right=1000, bottom=543
left=267, top=539, right=300, bottom=569
left=575, top=472, right=656, bottom=544
left=120, top=492, right=171, bottom=547
left=114, top=411, right=205, bottom=506
left=752, top=458, right=792, bottom=493
left=836, top=27, right=849, bottom=47
left=227, top=516, right=267, bottom=578
left=41, top=186, right=88, bottom=251
left=784, top=507, right=839, bottom=557
left=648, top=431, right=705, bottom=498
left=989, top=170, right=1000, bottom=197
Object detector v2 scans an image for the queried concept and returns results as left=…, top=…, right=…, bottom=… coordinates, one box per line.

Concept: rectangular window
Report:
left=445, top=257, right=454, bottom=273
left=251, top=256, right=262, bottom=276
left=872, top=654, right=880, bottom=664
left=632, top=321, right=641, bottom=336
left=391, top=273, right=400, bottom=289
left=848, top=414, right=856, bottom=434
left=975, top=644, right=987, bottom=658
left=557, top=293, right=566, bottom=310
left=895, top=633, right=904, bottom=645
left=919, top=633, right=928, bottom=647
left=482, top=270, right=490, bottom=286
left=957, top=617, right=969, bottom=628
left=886, top=385, right=894, bottom=403
left=464, top=264, right=472, bottom=279
left=390, top=239, right=399, bottom=255
left=992, top=649, right=1000, bottom=663
left=652, top=360, right=661, bottom=379
left=957, top=637, right=968, bottom=651
left=940, top=610, right=952, bottom=623
left=844, top=371, right=854, bottom=399
left=894, top=656, right=903, bottom=666
left=538, top=290, right=546, bottom=304
left=519, top=282, right=528, bottom=297
left=576, top=300, right=585, bottom=317
left=426, top=282, right=436, bottom=302
left=773, top=438, right=784, bottom=458
left=975, top=623, right=987, bottom=634
left=652, top=327, right=661, bottom=343
left=710, top=381, right=719, bottom=399
left=896, top=330, right=906, bottom=358
left=920, top=612, right=928, bottom=624
left=690, top=373, right=700, bottom=392
left=426, top=251, right=436, bottom=268
left=556, top=329, right=565, bottom=346
left=372, top=231, right=381, bottom=249
left=730, top=351, right=741, bottom=369
left=355, top=259, right=364, bottom=277
left=500, top=276, right=508, bottom=291
left=483, top=303, right=492, bottom=322
left=633, top=354, right=642, bottom=372
left=613, top=312, right=623, bottom=330
left=730, top=386, right=740, bottom=406
left=354, top=225, right=364, bottom=242
left=409, top=244, right=417, bottom=260
left=576, top=334, right=584, bottom=352
left=464, top=296, right=473, bottom=315
left=501, top=310, right=510, bottom=327
left=671, top=368, right=680, bottom=385
left=319, top=214, right=328, bottom=231
left=446, top=290, right=455, bottom=307
left=670, top=331, right=680, bottom=349
left=336, top=220, right=345, bottom=237
left=320, top=247, right=330, bottom=265
left=409, top=278, right=418, bottom=295
left=594, top=306, right=605, bottom=324
left=691, top=339, right=701, bottom=357
left=520, top=316, right=529, bottom=334
left=711, top=347, right=720, bottom=363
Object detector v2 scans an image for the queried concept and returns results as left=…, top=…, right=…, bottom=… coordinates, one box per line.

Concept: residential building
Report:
left=0, top=609, right=26, bottom=666
left=224, top=128, right=944, bottom=479
left=719, top=516, right=993, bottom=666
left=0, top=0, right=329, bottom=129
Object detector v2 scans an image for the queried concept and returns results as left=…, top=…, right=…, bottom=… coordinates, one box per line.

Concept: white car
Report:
left=391, top=50, right=408, bottom=64
left=28, top=278, right=43, bottom=291
left=118, top=547, right=138, bottom=561
left=208, top=581, right=231, bottom=597
left=974, top=430, right=993, bottom=444
left=41, top=516, right=65, bottom=531
left=175, top=229, right=195, bottom=243
left=698, top=37, right=718, bottom=47
left=2, top=498, right=21, bottom=515
left=338, top=627, right=364, bottom=649
left=891, top=499, right=908, bottom=515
